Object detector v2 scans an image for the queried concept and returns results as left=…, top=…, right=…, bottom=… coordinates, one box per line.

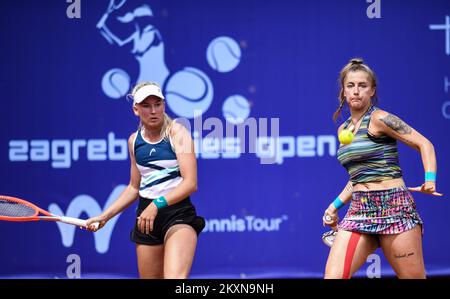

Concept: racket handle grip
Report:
left=59, top=216, right=88, bottom=228
left=323, top=215, right=332, bottom=222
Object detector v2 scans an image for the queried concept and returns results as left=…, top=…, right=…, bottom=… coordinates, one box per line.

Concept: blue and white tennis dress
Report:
left=133, top=128, right=182, bottom=199
left=130, top=127, right=205, bottom=245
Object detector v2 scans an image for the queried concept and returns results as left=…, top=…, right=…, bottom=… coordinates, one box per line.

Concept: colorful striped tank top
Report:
left=337, top=106, right=402, bottom=185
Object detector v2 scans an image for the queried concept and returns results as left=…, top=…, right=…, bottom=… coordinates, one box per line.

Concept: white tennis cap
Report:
left=133, top=84, right=165, bottom=104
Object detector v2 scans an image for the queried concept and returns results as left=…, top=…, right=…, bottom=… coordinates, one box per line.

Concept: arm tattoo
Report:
left=380, top=114, right=412, bottom=134
left=394, top=252, right=415, bottom=259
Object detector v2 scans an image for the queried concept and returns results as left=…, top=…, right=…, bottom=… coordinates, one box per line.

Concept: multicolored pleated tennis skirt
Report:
left=338, top=186, right=423, bottom=234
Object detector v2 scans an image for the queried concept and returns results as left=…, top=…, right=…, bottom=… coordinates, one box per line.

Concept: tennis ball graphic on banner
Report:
left=338, top=129, right=354, bottom=145
left=222, top=95, right=251, bottom=124
left=101, top=68, right=130, bottom=99
left=207, top=36, right=241, bottom=73
left=165, top=67, right=213, bottom=119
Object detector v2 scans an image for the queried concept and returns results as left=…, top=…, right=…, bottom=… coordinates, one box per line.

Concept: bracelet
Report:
left=332, top=196, right=345, bottom=210
left=153, top=196, right=169, bottom=210
left=425, top=172, right=436, bottom=182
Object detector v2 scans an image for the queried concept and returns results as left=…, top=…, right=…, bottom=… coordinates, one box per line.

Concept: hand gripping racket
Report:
left=321, top=213, right=411, bottom=247
left=0, top=195, right=98, bottom=229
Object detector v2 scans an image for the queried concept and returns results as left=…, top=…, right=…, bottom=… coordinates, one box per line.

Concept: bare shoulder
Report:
left=128, top=132, right=137, bottom=145
left=169, top=121, right=194, bottom=154
left=372, top=108, right=389, bottom=119
left=169, top=121, right=189, bottom=137
left=371, top=109, right=412, bottom=135
left=370, top=109, right=389, bottom=126
left=127, top=132, right=138, bottom=159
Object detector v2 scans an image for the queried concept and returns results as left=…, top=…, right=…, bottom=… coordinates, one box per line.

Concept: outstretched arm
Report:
left=371, top=110, right=441, bottom=196
left=86, top=133, right=141, bottom=231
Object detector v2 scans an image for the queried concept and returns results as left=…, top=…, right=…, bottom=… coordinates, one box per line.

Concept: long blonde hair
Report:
left=129, top=82, right=173, bottom=141
left=333, top=58, right=378, bottom=121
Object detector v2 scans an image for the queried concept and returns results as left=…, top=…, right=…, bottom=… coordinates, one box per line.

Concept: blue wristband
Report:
left=425, top=172, right=436, bottom=182
left=153, top=196, right=168, bottom=210
left=332, top=197, right=345, bottom=210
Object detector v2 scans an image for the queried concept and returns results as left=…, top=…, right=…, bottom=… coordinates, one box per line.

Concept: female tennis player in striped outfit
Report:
left=322, top=58, right=441, bottom=279
left=87, top=82, right=204, bottom=278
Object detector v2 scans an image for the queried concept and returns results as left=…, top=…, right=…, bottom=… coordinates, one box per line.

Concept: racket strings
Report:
left=0, top=199, right=36, bottom=217
left=322, top=230, right=337, bottom=247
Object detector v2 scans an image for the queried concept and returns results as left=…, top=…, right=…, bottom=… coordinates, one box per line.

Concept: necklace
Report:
left=347, top=105, right=372, bottom=133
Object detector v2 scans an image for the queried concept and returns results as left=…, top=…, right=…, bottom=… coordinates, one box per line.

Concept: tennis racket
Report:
left=322, top=230, right=337, bottom=247
left=322, top=214, right=337, bottom=247
left=321, top=213, right=410, bottom=247
left=0, top=195, right=98, bottom=229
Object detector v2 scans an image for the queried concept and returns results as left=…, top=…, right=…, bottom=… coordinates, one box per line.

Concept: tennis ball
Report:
left=338, top=129, right=354, bottom=145
left=101, top=68, right=130, bottom=99
left=222, top=95, right=251, bottom=124
left=207, top=36, right=241, bottom=73
left=165, top=67, right=213, bottom=119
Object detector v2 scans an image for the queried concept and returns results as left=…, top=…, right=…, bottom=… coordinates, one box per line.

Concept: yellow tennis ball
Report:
left=338, top=129, right=354, bottom=145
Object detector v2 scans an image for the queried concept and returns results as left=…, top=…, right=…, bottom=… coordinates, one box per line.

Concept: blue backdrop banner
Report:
left=0, top=0, right=449, bottom=278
